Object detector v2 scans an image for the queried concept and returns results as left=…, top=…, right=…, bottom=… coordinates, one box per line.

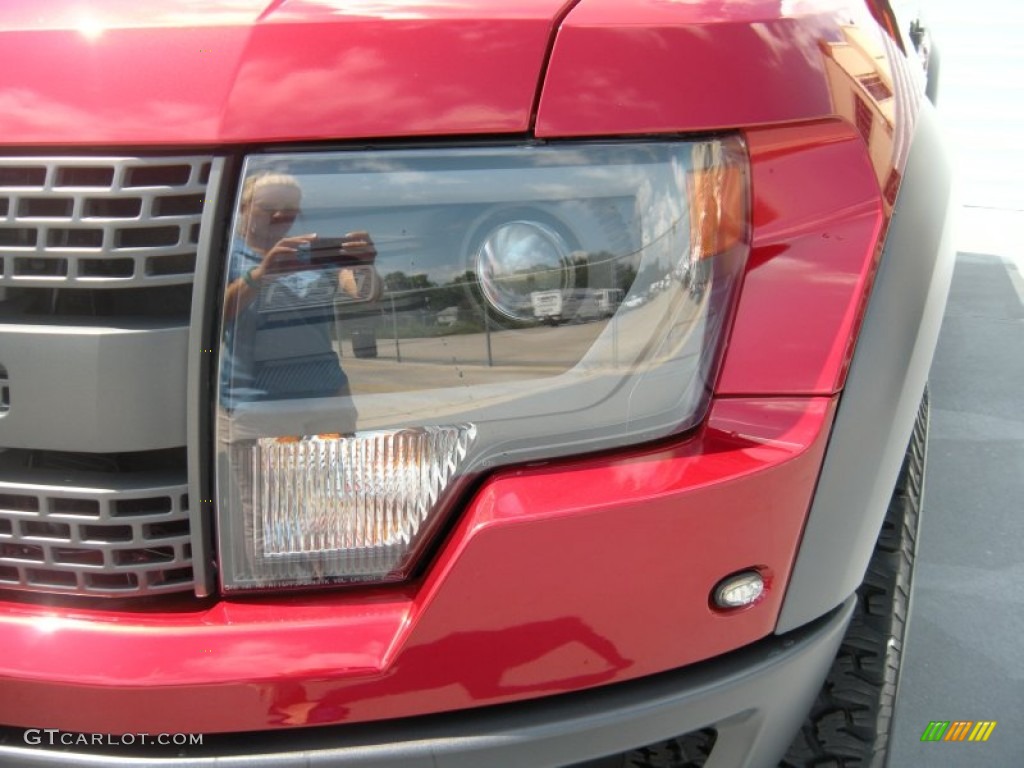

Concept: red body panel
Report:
left=718, top=121, right=886, bottom=395
left=536, top=1, right=842, bottom=137
left=0, top=0, right=570, bottom=146
left=0, top=397, right=834, bottom=733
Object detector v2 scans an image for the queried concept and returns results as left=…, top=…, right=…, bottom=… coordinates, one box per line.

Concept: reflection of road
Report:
left=341, top=288, right=698, bottom=395
left=342, top=322, right=602, bottom=394
left=349, top=320, right=606, bottom=368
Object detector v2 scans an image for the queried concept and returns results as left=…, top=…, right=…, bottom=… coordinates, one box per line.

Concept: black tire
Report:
left=580, top=729, right=717, bottom=768
left=780, top=389, right=929, bottom=768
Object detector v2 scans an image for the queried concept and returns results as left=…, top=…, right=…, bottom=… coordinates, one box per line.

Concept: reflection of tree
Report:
left=383, top=271, right=432, bottom=294
left=572, top=252, right=589, bottom=287
left=431, top=270, right=484, bottom=312
left=614, top=261, right=638, bottom=292
left=487, top=264, right=563, bottom=297
left=378, top=270, right=497, bottom=334
left=381, top=258, right=636, bottom=337
left=382, top=270, right=472, bottom=312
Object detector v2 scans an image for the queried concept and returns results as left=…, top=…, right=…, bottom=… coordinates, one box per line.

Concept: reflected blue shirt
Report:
left=219, top=237, right=347, bottom=408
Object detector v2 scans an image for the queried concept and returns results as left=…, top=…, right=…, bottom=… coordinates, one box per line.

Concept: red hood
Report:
left=0, top=0, right=572, bottom=146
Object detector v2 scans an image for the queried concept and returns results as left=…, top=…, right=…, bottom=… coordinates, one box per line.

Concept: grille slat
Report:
left=0, top=157, right=209, bottom=289
left=0, top=476, right=193, bottom=596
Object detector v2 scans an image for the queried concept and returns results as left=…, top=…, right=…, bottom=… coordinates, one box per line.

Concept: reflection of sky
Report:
left=241, top=143, right=702, bottom=288
left=635, top=151, right=689, bottom=277
left=484, top=224, right=561, bottom=277
left=250, top=148, right=675, bottom=214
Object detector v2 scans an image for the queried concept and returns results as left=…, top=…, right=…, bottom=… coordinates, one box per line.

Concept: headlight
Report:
left=473, top=214, right=578, bottom=322
left=217, top=139, right=749, bottom=591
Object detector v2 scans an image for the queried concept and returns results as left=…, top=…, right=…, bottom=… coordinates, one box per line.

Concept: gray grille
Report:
left=0, top=157, right=209, bottom=288
left=0, top=470, right=192, bottom=595
left=0, top=155, right=217, bottom=598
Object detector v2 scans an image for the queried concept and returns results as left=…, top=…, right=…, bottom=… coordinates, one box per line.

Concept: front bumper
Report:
left=0, top=396, right=836, bottom=735
left=0, top=597, right=854, bottom=768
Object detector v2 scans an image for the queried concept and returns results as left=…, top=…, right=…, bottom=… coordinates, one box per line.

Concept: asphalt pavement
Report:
left=888, top=250, right=1024, bottom=766
left=887, top=2, right=1024, bottom=763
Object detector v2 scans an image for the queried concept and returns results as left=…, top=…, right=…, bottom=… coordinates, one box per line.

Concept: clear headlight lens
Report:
left=475, top=219, right=576, bottom=321
left=217, top=139, right=749, bottom=591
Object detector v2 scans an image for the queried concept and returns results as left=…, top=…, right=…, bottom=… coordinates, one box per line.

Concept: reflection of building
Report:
left=821, top=25, right=917, bottom=211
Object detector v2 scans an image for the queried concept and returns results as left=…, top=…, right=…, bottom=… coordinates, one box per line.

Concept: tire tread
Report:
left=780, top=390, right=928, bottom=768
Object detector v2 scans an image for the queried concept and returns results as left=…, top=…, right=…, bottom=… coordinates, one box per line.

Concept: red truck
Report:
left=0, top=1, right=952, bottom=766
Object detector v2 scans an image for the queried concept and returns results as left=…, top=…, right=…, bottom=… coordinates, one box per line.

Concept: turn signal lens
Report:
left=219, top=426, right=475, bottom=590
left=689, top=144, right=746, bottom=259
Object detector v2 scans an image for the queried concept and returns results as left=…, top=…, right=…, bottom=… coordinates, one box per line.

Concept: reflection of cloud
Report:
left=5, top=10, right=545, bottom=143
left=750, top=15, right=841, bottom=77
left=222, top=23, right=530, bottom=139
left=0, top=87, right=218, bottom=140
left=540, top=18, right=836, bottom=133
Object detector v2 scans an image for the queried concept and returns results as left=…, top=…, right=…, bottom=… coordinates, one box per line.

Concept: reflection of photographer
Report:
left=221, top=172, right=381, bottom=407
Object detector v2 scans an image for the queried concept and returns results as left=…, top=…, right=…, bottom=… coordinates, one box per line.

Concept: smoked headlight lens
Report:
left=217, top=139, right=749, bottom=590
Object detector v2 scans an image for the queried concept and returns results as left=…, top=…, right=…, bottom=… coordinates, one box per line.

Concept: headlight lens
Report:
left=475, top=218, right=576, bottom=321
left=217, top=139, right=749, bottom=591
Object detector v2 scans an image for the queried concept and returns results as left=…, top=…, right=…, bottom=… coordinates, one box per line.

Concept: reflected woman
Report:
left=220, top=171, right=380, bottom=409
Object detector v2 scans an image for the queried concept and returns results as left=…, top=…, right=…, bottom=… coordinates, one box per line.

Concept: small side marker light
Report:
left=713, top=570, right=764, bottom=609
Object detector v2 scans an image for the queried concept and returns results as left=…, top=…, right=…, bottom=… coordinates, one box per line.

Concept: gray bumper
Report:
left=1, top=597, right=853, bottom=768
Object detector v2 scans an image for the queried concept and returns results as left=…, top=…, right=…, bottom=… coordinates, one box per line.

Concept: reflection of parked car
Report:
left=622, top=293, right=647, bottom=310
left=531, top=288, right=621, bottom=324
left=436, top=305, right=461, bottom=327
left=0, top=2, right=950, bottom=767
left=531, top=288, right=569, bottom=324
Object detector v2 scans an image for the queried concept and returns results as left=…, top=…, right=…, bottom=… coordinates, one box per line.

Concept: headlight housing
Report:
left=217, top=139, right=748, bottom=591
